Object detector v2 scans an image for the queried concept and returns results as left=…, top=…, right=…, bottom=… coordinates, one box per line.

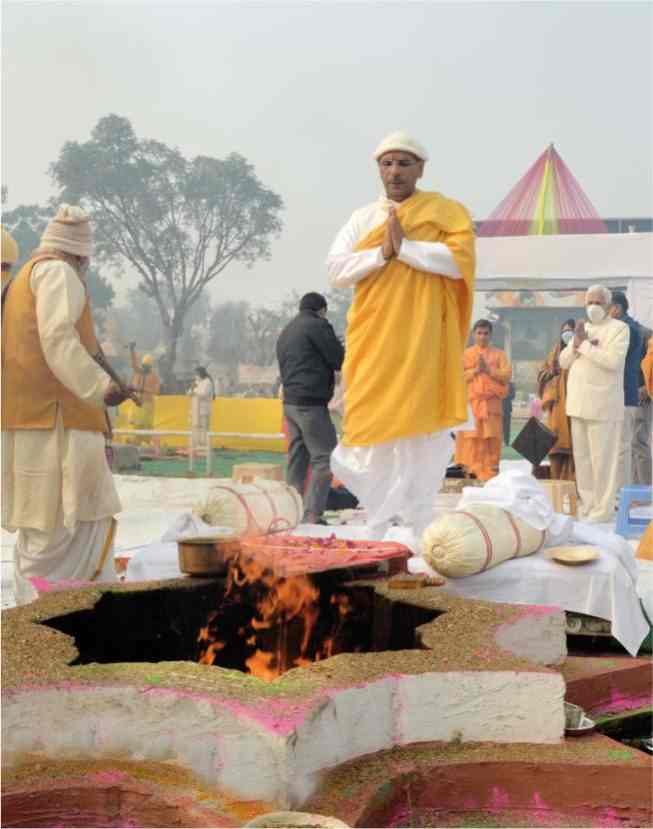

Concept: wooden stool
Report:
left=233, top=462, right=284, bottom=484
left=540, top=480, right=578, bottom=516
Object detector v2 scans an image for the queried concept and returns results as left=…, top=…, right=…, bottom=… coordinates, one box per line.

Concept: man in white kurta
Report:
left=1, top=205, right=131, bottom=605
left=326, top=131, right=475, bottom=538
left=559, top=285, right=630, bottom=523
left=188, top=366, right=215, bottom=450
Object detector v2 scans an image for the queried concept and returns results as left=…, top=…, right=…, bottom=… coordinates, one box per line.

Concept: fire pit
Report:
left=2, top=557, right=568, bottom=807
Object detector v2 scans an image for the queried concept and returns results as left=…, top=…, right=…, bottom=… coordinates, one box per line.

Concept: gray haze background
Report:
left=3, top=0, right=652, bottom=308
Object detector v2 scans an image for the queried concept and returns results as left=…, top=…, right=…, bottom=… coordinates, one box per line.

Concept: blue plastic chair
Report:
left=615, top=485, right=652, bottom=538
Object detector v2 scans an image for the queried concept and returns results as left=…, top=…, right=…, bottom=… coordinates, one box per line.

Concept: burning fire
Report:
left=197, top=548, right=364, bottom=681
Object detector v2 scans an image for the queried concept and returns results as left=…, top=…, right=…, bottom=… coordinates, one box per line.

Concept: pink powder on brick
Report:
left=513, top=604, right=561, bottom=619
left=591, top=688, right=652, bottom=716
left=487, top=786, right=511, bottom=812
left=30, top=578, right=94, bottom=593
left=89, top=770, right=130, bottom=785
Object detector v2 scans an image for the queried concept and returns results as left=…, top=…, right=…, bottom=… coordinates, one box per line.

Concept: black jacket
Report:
left=276, top=310, right=344, bottom=406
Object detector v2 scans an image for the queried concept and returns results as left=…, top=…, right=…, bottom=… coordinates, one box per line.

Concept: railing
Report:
left=111, top=429, right=285, bottom=475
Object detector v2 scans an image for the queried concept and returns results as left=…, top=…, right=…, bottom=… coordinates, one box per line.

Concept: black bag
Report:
left=511, top=417, right=557, bottom=466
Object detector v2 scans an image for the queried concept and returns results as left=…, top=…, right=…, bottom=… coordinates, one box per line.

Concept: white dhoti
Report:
left=571, top=417, right=623, bottom=523
left=14, top=516, right=117, bottom=606
left=332, top=431, right=454, bottom=539
left=3, top=416, right=121, bottom=606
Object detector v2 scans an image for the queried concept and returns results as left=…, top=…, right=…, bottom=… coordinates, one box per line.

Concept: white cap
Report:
left=40, top=204, right=93, bottom=257
left=373, top=131, right=429, bottom=162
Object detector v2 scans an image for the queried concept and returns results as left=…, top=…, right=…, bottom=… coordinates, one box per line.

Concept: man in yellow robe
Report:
left=327, top=131, right=475, bottom=537
left=455, top=320, right=512, bottom=481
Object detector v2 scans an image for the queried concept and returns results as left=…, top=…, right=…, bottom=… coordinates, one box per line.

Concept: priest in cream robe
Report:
left=327, top=132, right=475, bottom=538
left=1, top=206, right=133, bottom=604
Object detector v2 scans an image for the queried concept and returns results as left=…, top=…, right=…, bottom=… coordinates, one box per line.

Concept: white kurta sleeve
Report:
left=397, top=239, right=462, bottom=279
left=326, top=213, right=385, bottom=288
left=31, top=260, right=111, bottom=407
left=577, top=325, right=630, bottom=373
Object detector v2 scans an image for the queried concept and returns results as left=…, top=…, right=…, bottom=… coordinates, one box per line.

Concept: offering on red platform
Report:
left=239, top=533, right=410, bottom=577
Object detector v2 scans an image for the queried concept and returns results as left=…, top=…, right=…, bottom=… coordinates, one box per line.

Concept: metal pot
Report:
left=177, top=536, right=241, bottom=576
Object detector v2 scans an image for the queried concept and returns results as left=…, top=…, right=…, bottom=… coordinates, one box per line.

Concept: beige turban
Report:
left=40, top=204, right=93, bottom=257
left=1, top=226, right=19, bottom=265
left=373, top=131, right=429, bottom=162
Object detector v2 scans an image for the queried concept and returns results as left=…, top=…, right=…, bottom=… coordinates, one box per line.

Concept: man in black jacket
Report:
left=276, top=292, right=345, bottom=523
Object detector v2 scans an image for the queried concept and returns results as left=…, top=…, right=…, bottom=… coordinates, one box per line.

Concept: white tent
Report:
left=476, top=232, right=653, bottom=327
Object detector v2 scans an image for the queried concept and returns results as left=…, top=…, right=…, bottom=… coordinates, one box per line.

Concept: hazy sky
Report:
left=3, top=0, right=652, bottom=308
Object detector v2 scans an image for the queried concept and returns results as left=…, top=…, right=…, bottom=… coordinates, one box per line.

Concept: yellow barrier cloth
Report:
left=114, top=396, right=285, bottom=452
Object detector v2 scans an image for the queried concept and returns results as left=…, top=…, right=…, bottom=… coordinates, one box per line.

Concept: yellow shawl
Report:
left=342, top=190, right=475, bottom=446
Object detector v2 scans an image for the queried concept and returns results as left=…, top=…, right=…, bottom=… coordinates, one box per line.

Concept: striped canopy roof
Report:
left=478, top=144, right=608, bottom=237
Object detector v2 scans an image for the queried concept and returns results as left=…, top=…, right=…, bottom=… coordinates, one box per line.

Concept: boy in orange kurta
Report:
left=455, top=319, right=512, bottom=481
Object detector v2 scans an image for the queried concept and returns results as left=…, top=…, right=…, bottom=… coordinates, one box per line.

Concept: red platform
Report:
left=239, top=534, right=411, bottom=579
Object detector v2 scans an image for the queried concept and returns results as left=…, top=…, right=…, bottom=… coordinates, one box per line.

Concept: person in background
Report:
left=559, top=285, right=629, bottom=523
left=537, top=319, right=577, bottom=481
left=276, top=292, right=344, bottom=524
left=1, top=205, right=133, bottom=604
left=608, top=291, right=643, bottom=488
left=455, top=319, right=512, bottom=482
left=1, top=226, right=19, bottom=290
left=127, top=344, right=161, bottom=445
left=502, top=381, right=516, bottom=446
left=642, top=335, right=653, bottom=476
left=327, top=131, right=475, bottom=538
left=633, top=324, right=652, bottom=485
left=188, top=366, right=216, bottom=452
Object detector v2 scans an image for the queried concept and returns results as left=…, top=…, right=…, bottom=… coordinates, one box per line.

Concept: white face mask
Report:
left=561, top=330, right=574, bottom=345
left=586, top=304, right=606, bottom=324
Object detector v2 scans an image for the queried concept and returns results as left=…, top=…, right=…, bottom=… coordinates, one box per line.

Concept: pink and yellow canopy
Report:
left=479, top=144, right=607, bottom=237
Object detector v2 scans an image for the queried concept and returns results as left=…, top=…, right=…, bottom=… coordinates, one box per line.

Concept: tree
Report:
left=207, top=301, right=251, bottom=389
left=50, top=114, right=284, bottom=383
left=2, top=202, right=116, bottom=314
left=244, top=306, right=290, bottom=366
left=323, top=288, right=351, bottom=339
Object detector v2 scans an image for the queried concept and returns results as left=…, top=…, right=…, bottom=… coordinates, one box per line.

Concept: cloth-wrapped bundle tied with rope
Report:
left=194, top=478, right=303, bottom=537
left=422, top=503, right=546, bottom=578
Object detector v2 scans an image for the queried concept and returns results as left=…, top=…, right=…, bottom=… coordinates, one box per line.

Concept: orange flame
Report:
left=197, top=548, right=359, bottom=681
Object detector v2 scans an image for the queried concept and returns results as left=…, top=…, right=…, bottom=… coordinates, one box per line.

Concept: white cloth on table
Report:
left=161, top=512, right=236, bottom=543
left=435, top=521, right=648, bottom=656
left=410, top=471, right=647, bottom=654
left=456, top=468, right=568, bottom=533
